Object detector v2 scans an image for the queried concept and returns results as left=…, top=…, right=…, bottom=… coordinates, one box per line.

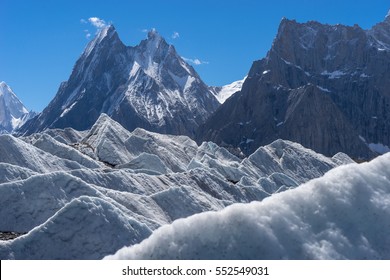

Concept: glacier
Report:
left=106, top=153, right=390, bottom=260
left=0, top=114, right=361, bottom=259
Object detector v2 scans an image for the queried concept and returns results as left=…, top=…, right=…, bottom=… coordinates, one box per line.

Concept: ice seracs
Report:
left=106, top=153, right=390, bottom=260
left=0, top=196, right=152, bottom=259
left=0, top=114, right=355, bottom=259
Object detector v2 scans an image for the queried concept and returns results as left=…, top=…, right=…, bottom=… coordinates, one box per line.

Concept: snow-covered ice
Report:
left=0, top=196, right=151, bottom=259
left=0, top=134, right=85, bottom=172
left=0, top=114, right=358, bottom=259
left=106, top=153, right=390, bottom=260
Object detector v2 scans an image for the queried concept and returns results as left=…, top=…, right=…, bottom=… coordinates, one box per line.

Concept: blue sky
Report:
left=1, top=0, right=389, bottom=112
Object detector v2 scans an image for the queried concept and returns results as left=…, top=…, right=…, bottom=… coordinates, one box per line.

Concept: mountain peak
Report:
left=279, top=17, right=298, bottom=27
left=137, top=28, right=171, bottom=62
left=97, top=24, right=116, bottom=38
left=0, top=82, right=31, bottom=133
left=147, top=28, right=161, bottom=40
left=0, top=82, right=28, bottom=112
left=144, top=28, right=167, bottom=49
left=0, top=81, right=14, bottom=97
left=0, top=81, right=10, bottom=91
left=83, top=24, right=121, bottom=57
left=18, top=25, right=219, bottom=137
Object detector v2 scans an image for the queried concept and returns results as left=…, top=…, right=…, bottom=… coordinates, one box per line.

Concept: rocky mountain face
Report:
left=18, top=26, right=219, bottom=138
left=198, top=14, right=390, bottom=159
left=0, top=82, right=35, bottom=134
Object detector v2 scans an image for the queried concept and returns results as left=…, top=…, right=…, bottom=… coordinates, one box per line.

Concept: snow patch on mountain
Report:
left=368, top=143, right=390, bottom=154
left=321, top=70, right=346, bottom=79
left=211, top=77, right=246, bottom=103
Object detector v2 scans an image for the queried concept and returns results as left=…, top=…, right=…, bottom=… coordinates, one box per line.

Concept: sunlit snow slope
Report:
left=210, top=77, right=246, bottom=103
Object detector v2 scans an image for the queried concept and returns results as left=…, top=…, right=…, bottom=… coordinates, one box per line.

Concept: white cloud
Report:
left=80, top=17, right=109, bottom=39
left=171, top=31, right=180, bottom=39
left=82, top=29, right=91, bottom=39
left=182, top=57, right=209, bottom=65
left=88, top=17, right=108, bottom=29
left=141, top=28, right=158, bottom=34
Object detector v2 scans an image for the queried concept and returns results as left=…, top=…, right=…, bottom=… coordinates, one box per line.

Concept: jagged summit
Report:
left=0, top=82, right=27, bottom=115
left=147, top=28, right=161, bottom=40
left=82, top=25, right=123, bottom=58
left=0, top=81, right=8, bottom=92
left=0, top=82, right=18, bottom=97
left=18, top=25, right=219, bottom=137
left=0, top=82, right=34, bottom=134
left=94, top=24, right=117, bottom=40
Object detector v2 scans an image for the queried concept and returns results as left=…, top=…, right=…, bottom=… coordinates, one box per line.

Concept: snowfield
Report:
left=106, top=153, right=390, bottom=260
left=0, top=114, right=381, bottom=260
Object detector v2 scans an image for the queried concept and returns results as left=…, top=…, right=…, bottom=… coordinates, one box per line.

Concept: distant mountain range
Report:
left=17, top=27, right=225, bottom=138
left=198, top=13, right=390, bottom=159
left=12, top=12, right=390, bottom=160
left=0, top=82, right=36, bottom=134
